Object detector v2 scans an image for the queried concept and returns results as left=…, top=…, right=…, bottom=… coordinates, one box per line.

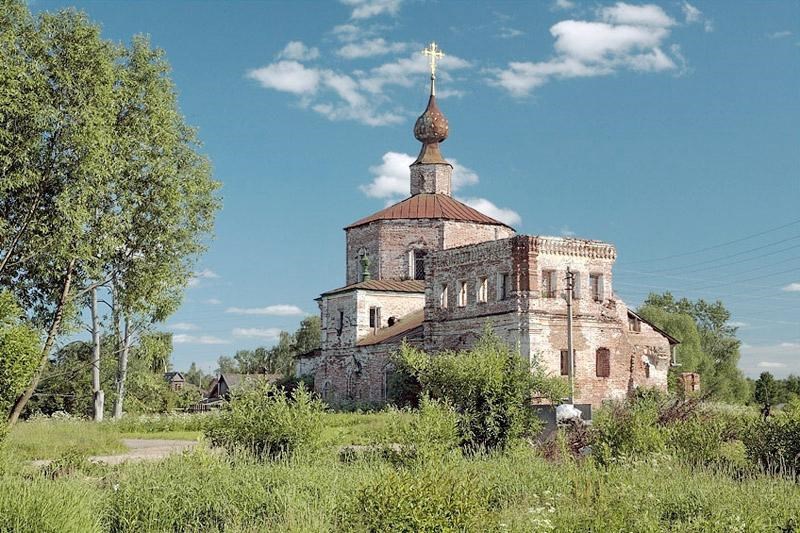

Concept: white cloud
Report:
left=359, top=152, right=480, bottom=200
left=341, top=0, right=402, bottom=20
left=360, top=52, right=471, bottom=94
left=767, top=31, right=792, bottom=40
left=173, top=334, right=230, bottom=345
left=232, top=327, right=283, bottom=340
left=560, top=226, right=576, bottom=237
left=205, top=298, right=222, bottom=305
left=681, top=2, right=701, bottom=23
left=337, top=38, right=408, bottom=59
left=225, top=304, right=304, bottom=316
left=490, top=3, right=686, bottom=97
left=598, top=2, right=675, bottom=28
left=552, top=0, right=575, bottom=10
left=740, top=342, right=800, bottom=378
left=188, top=268, right=219, bottom=288
left=169, top=322, right=199, bottom=331
left=247, top=61, right=321, bottom=95
left=499, top=27, right=525, bottom=39
left=728, top=321, right=749, bottom=328
left=782, top=282, right=800, bottom=292
left=277, top=41, right=320, bottom=61
left=458, top=197, right=522, bottom=227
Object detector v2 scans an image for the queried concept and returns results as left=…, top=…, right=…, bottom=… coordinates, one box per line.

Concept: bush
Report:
left=345, top=461, right=495, bottom=532
left=205, top=382, right=324, bottom=459
left=380, top=395, right=460, bottom=465
left=591, top=395, right=666, bottom=465
left=395, top=328, right=544, bottom=452
left=744, top=408, right=800, bottom=477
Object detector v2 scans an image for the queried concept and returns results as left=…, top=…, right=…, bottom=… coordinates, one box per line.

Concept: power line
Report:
left=624, top=218, right=800, bottom=265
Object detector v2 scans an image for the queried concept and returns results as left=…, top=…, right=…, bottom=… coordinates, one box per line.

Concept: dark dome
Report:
left=413, top=94, right=448, bottom=144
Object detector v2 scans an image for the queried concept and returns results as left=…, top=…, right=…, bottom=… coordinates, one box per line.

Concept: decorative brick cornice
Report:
left=532, top=236, right=616, bottom=260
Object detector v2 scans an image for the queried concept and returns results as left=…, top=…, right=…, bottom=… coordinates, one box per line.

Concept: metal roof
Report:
left=357, top=309, right=424, bottom=347
left=320, top=279, right=426, bottom=297
left=345, top=193, right=513, bottom=230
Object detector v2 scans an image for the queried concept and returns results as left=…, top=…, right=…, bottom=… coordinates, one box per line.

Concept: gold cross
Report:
left=422, top=42, right=444, bottom=78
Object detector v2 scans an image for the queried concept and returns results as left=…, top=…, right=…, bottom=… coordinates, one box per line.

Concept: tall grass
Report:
left=6, top=419, right=124, bottom=460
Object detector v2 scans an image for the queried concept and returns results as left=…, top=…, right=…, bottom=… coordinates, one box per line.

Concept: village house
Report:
left=163, top=371, right=185, bottom=391
left=296, top=43, right=679, bottom=408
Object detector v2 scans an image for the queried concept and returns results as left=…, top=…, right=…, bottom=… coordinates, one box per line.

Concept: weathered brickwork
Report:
left=410, top=162, right=452, bottom=195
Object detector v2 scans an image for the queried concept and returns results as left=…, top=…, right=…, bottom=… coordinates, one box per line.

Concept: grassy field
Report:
left=2, top=409, right=799, bottom=532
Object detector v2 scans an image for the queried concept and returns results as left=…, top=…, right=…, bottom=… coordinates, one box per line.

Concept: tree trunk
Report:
left=7, top=259, right=76, bottom=426
left=113, top=318, right=130, bottom=420
left=91, top=287, right=104, bottom=422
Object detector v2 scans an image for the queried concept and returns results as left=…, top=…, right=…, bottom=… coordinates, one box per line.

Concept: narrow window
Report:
left=369, top=306, right=381, bottom=329
left=628, top=315, right=641, bottom=332
left=542, top=270, right=556, bottom=298
left=458, top=281, right=468, bottom=307
left=644, top=361, right=651, bottom=379
left=336, top=310, right=344, bottom=336
left=414, top=250, right=427, bottom=280
left=477, top=277, right=488, bottom=303
left=560, top=349, right=576, bottom=376
left=596, top=348, right=611, bottom=378
left=590, top=274, right=602, bottom=302
left=439, top=284, right=449, bottom=309
left=322, top=381, right=332, bottom=400
left=498, top=273, right=509, bottom=301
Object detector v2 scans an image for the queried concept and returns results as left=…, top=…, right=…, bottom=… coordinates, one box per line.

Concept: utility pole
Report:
left=565, top=267, right=575, bottom=405
left=91, top=287, right=104, bottom=422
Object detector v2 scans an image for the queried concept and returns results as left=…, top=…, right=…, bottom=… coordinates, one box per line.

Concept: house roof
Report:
left=357, top=309, right=424, bottom=347
left=320, top=279, right=425, bottom=298
left=207, top=373, right=282, bottom=396
left=628, top=310, right=681, bottom=345
left=164, top=371, right=184, bottom=382
left=345, top=193, right=513, bottom=230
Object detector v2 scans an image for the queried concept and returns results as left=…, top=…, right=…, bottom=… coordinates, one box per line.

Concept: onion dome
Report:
left=412, top=92, right=449, bottom=164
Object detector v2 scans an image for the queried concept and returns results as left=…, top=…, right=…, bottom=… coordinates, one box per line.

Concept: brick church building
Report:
left=296, top=46, right=677, bottom=407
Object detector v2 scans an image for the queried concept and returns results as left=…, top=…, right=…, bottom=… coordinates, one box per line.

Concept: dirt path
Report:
left=31, top=439, right=197, bottom=467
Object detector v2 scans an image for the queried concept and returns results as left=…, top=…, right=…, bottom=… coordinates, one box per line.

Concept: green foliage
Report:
left=744, top=407, right=800, bottom=477
left=6, top=418, right=124, bottom=460
left=754, top=371, right=780, bottom=410
left=206, top=382, right=325, bottom=459
left=395, top=328, right=545, bottom=452
left=346, top=462, right=495, bottom=532
left=592, top=395, right=667, bottom=465
left=0, top=291, right=40, bottom=423
left=639, top=292, right=749, bottom=402
left=380, top=395, right=461, bottom=465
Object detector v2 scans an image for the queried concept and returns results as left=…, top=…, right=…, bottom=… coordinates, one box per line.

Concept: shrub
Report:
left=591, top=395, right=666, bottom=465
left=395, top=328, right=543, bottom=452
left=380, top=395, right=460, bottom=465
left=205, top=382, right=324, bottom=459
left=345, top=461, right=495, bottom=532
left=744, top=408, right=800, bottom=478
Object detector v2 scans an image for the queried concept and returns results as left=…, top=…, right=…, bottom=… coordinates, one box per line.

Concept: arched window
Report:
left=409, top=249, right=427, bottom=280
left=381, top=363, right=395, bottom=402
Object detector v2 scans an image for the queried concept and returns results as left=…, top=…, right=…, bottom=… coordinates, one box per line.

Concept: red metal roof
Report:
left=345, top=193, right=512, bottom=229
left=320, top=279, right=425, bottom=297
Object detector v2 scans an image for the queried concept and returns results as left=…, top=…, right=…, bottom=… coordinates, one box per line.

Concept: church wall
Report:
left=376, top=220, right=443, bottom=280
left=355, top=290, right=424, bottom=340
left=345, top=225, right=380, bottom=285
left=319, top=293, right=359, bottom=351
left=442, top=220, right=516, bottom=249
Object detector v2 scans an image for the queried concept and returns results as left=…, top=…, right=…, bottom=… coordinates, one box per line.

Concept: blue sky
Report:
left=34, top=0, right=800, bottom=377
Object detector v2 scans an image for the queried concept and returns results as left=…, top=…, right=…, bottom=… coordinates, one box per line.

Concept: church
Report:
left=296, top=43, right=678, bottom=408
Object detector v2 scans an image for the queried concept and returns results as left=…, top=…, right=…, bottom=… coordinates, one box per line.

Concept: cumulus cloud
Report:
left=740, top=342, right=800, bottom=378
left=232, top=327, right=283, bottom=340
left=337, top=38, right=408, bottom=59
left=248, top=47, right=472, bottom=126
left=247, top=61, right=321, bottom=95
left=225, top=304, right=305, bottom=316
left=277, top=41, right=320, bottom=61
left=359, top=152, right=480, bottom=200
left=552, top=0, right=575, bottom=10
left=173, top=334, right=230, bottom=345
left=782, top=282, right=800, bottom=292
left=341, top=0, right=402, bottom=20
left=681, top=2, right=713, bottom=32
left=458, top=197, right=522, bottom=227
left=188, top=268, right=219, bottom=288
left=490, top=2, right=685, bottom=97
left=168, top=322, right=199, bottom=331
